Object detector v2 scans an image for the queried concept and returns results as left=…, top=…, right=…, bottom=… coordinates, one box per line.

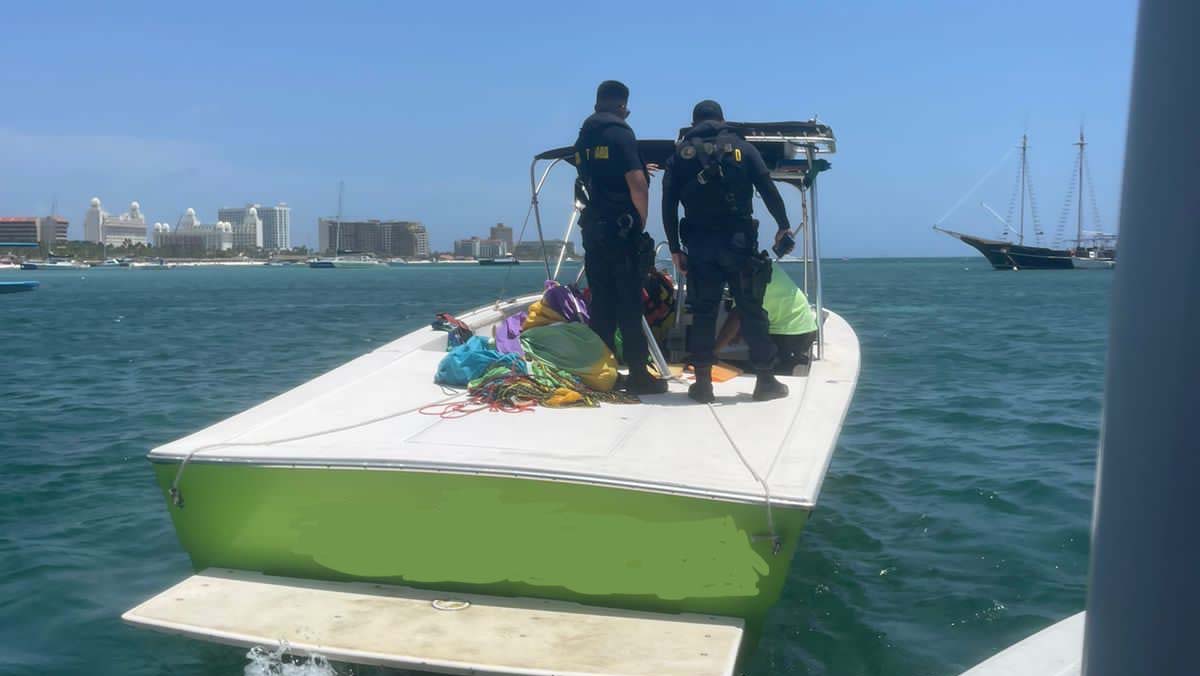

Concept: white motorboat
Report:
left=20, top=259, right=87, bottom=270
left=307, top=254, right=384, bottom=268
left=129, top=259, right=177, bottom=269
left=1070, top=250, right=1115, bottom=269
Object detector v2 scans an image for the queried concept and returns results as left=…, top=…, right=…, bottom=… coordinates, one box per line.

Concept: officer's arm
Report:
left=609, top=125, right=649, bottom=227
left=748, top=146, right=792, bottom=232
left=661, top=165, right=682, bottom=253
left=625, top=169, right=649, bottom=227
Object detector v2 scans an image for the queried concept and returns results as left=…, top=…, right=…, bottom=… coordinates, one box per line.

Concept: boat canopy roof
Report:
left=534, top=119, right=837, bottom=172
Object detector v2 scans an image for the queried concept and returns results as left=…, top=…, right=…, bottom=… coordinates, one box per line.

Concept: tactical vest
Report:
left=574, top=114, right=645, bottom=221
left=675, top=130, right=754, bottom=227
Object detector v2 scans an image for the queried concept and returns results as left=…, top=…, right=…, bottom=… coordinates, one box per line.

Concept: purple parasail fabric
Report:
left=541, top=280, right=590, bottom=324
left=494, top=311, right=528, bottom=357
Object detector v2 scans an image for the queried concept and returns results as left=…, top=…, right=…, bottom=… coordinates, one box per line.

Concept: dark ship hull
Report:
left=934, top=227, right=1075, bottom=270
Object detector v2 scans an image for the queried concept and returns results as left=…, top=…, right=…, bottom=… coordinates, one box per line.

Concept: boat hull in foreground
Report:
left=151, top=463, right=807, bottom=623
left=145, top=293, right=858, bottom=640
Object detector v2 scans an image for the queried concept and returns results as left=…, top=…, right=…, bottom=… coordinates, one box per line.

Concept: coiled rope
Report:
left=420, top=360, right=639, bottom=419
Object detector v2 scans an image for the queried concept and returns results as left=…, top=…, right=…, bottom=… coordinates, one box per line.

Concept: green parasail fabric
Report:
left=521, top=322, right=619, bottom=392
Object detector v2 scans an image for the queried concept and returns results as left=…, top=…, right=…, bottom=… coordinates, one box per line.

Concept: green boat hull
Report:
left=153, top=462, right=808, bottom=626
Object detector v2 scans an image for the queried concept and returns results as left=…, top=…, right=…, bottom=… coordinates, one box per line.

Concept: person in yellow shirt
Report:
left=714, top=261, right=817, bottom=373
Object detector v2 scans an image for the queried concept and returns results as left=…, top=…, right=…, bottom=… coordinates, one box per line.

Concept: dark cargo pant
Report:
left=582, top=219, right=650, bottom=370
left=684, top=227, right=776, bottom=371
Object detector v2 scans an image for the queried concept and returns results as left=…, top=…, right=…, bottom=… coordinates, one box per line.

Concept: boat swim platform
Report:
left=149, top=294, right=860, bottom=510
left=123, top=568, right=744, bottom=676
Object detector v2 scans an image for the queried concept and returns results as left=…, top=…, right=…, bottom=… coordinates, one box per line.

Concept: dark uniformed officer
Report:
left=574, top=80, right=667, bottom=395
left=662, top=100, right=793, bottom=403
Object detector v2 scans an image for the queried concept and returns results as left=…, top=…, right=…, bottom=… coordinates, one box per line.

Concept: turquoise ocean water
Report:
left=0, top=259, right=1106, bottom=675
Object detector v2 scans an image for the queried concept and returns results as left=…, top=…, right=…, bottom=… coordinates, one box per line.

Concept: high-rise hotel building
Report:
left=318, top=219, right=429, bottom=258
left=218, top=203, right=290, bottom=251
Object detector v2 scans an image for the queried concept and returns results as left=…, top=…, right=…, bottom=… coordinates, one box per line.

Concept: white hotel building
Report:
left=84, top=198, right=149, bottom=246
left=218, top=203, right=290, bottom=251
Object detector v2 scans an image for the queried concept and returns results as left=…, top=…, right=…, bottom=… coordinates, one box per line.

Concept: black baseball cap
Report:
left=692, top=100, right=725, bottom=123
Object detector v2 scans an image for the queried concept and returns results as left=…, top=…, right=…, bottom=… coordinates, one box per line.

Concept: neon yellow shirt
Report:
left=762, top=262, right=817, bottom=335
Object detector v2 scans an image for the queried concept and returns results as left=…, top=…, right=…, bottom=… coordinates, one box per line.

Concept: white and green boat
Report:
left=126, top=120, right=858, bottom=675
left=306, top=253, right=385, bottom=268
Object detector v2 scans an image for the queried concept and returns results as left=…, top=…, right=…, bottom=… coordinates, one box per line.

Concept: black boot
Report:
left=688, top=365, right=715, bottom=403
left=625, top=366, right=668, bottom=395
left=752, top=373, right=789, bottom=402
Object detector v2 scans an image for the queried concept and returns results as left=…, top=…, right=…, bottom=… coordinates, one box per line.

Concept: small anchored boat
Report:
left=308, top=253, right=384, bottom=268
left=126, top=119, right=858, bottom=675
left=20, top=257, right=87, bottom=271
left=0, top=281, right=39, bottom=294
left=478, top=256, right=521, bottom=266
left=309, top=181, right=386, bottom=268
left=129, top=258, right=177, bottom=270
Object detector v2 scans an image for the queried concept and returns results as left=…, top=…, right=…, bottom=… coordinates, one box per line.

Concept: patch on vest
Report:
left=680, top=145, right=696, bottom=159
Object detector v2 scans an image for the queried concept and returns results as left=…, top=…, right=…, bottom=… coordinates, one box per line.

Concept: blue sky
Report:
left=1, top=1, right=1136, bottom=256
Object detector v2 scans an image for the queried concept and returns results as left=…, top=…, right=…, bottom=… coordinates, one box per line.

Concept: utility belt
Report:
left=581, top=208, right=642, bottom=241
left=581, top=211, right=655, bottom=276
left=682, top=217, right=771, bottom=300
left=680, top=216, right=756, bottom=233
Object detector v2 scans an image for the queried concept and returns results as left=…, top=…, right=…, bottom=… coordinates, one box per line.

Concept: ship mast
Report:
left=1075, top=127, right=1087, bottom=250
left=1018, top=134, right=1028, bottom=245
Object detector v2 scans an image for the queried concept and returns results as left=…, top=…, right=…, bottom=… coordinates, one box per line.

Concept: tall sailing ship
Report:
left=935, top=130, right=1116, bottom=270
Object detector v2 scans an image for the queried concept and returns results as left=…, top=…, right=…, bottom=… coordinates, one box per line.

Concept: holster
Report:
left=636, top=232, right=656, bottom=277
left=743, top=250, right=773, bottom=303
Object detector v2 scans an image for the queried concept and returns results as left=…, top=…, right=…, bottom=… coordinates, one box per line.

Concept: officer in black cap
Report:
left=662, top=100, right=793, bottom=403
left=573, top=80, right=667, bottom=395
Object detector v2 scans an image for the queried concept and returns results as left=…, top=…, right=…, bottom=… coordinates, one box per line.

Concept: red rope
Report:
left=419, top=393, right=538, bottom=419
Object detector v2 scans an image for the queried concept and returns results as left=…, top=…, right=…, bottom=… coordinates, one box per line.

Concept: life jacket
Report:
left=573, top=112, right=641, bottom=218
left=674, top=123, right=754, bottom=226
left=642, top=270, right=677, bottom=343
left=431, top=312, right=474, bottom=348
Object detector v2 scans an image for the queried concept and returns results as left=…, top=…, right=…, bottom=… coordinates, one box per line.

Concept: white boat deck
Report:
left=150, top=294, right=860, bottom=508
left=959, top=613, right=1083, bottom=676
left=124, top=569, right=743, bottom=676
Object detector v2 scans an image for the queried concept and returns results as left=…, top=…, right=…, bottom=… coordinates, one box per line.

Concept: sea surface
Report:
left=0, top=259, right=1107, bottom=676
